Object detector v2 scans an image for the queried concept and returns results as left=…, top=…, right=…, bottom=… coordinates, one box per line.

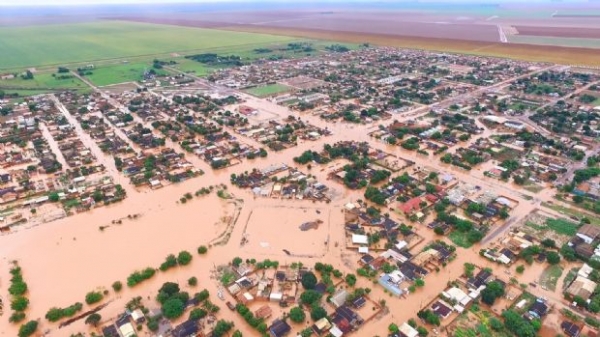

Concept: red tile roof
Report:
left=399, top=197, right=422, bottom=214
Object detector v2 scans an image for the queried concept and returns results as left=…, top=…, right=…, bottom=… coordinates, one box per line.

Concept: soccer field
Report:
left=0, top=21, right=295, bottom=71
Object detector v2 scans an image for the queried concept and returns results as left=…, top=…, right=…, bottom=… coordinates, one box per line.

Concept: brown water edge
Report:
left=218, top=25, right=600, bottom=66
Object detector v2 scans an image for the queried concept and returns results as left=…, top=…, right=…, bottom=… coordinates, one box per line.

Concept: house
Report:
left=528, top=299, right=548, bottom=319
left=330, top=289, right=349, bottom=308
left=399, top=197, right=422, bottom=214
left=333, top=305, right=362, bottom=329
left=561, top=321, right=581, bottom=337
left=576, top=224, right=600, bottom=244
left=313, top=317, right=332, bottom=335
left=399, top=261, right=428, bottom=281
left=269, top=319, right=291, bottom=337
left=255, top=305, right=273, bottom=319
left=118, top=323, right=136, bottom=337
left=378, top=272, right=404, bottom=297
left=468, top=270, right=492, bottom=289
left=101, top=325, right=119, bottom=337
left=131, top=309, right=145, bottom=323
left=352, top=234, right=369, bottom=245
left=566, top=276, right=597, bottom=301
left=172, top=320, right=199, bottom=337
left=352, top=296, right=366, bottom=309
left=398, top=322, right=419, bottom=337
left=431, top=300, right=453, bottom=319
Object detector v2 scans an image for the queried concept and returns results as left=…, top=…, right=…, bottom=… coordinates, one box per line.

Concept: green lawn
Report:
left=0, top=72, right=89, bottom=90
left=85, top=63, right=169, bottom=87
left=245, top=84, right=292, bottom=97
left=448, top=230, right=473, bottom=248
left=538, top=265, right=563, bottom=291
left=0, top=21, right=295, bottom=71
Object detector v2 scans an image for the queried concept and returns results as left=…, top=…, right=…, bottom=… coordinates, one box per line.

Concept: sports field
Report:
left=0, top=21, right=295, bottom=71
left=245, top=84, right=292, bottom=97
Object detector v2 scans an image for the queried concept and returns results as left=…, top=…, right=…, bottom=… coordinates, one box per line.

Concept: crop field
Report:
left=0, top=21, right=295, bottom=71
left=526, top=217, right=580, bottom=236
left=508, top=35, right=600, bottom=49
left=0, top=72, right=89, bottom=91
left=224, top=25, right=600, bottom=66
left=245, top=84, right=292, bottom=97
left=84, top=63, right=168, bottom=87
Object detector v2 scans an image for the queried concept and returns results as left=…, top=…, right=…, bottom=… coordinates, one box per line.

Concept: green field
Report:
left=526, top=217, right=580, bottom=236
left=85, top=62, right=169, bottom=87
left=448, top=230, right=473, bottom=248
left=538, top=265, right=563, bottom=291
left=0, top=21, right=295, bottom=71
left=0, top=72, right=89, bottom=91
left=542, top=201, right=600, bottom=226
left=245, top=84, right=292, bottom=97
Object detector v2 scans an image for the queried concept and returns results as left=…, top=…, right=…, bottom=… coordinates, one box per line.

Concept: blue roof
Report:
left=378, top=274, right=403, bottom=297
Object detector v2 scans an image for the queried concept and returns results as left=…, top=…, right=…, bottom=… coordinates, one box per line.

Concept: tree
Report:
left=85, top=313, right=102, bottom=327
left=489, top=317, right=503, bottom=331
left=502, top=310, right=536, bottom=337
left=188, top=277, right=198, bottom=286
left=516, top=265, right=525, bottom=274
left=301, top=272, right=318, bottom=290
left=162, top=298, right=185, bottom=319
left=541, top=239, right=556, bottom=248
left=415, top=278, right=425, bottom=287
left=310, top=305, right=327, bottom=321
left=11, top=296, right=29, bottom=311
left=464, top=263, right=475, bottom=278
left=300, top=327, right=313, bottom=337
left=389, top=323, right=399, bottom=333
left=85, top=291, right=103, bottom=305
left=289, top=306, right=306, bottom=323
left=300, top=290, right=322, bottom=305
left=561, top=244, right=578, bottom=261
left=481, top=281, right=505, bottom=305
left=232, top=257, right=243, bottom=267
left=417, top=326, right=429, bottom=337
left=546, top=251, right=561, bottom=265
left=177, top=251, right=192, bottom=265
left=49, top=192, right=60, bottom=202
left=232, top=331, right=243, bottom=337
left=112, top=281, right=123, bottom=292
left=197, top=245, right=208, bottom=254
left=212, top=320, right=234, bottom=337
left=18, top=320, right=38, bottom=337
left=189, top=308, right=207, bottom=320
left=345, top=273, right=357, bottom=287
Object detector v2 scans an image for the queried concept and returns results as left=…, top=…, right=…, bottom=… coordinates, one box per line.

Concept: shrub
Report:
left=11, top=296, right=29, bottom=311
left=197, top=245, right=208, bottom=254
left=112, top=281, right=123, bottom=292
left=9, top=312, right=26, bottom=323
left=188, top=277, right=198, bottom=286
left=85, top=291, right=103, bottom=305
left=18, top=320, right=38, bottom=337
left=177, top=251, right=193, bottom=266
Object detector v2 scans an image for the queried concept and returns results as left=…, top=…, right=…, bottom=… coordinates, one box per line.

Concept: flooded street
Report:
left=0, top=69, right=583, bottom=337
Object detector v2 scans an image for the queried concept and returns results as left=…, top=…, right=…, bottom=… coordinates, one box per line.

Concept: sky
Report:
left=0, top=0, right=582, bottom=6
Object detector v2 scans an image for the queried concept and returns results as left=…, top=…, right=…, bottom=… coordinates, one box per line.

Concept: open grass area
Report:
left=448, top=230, right=473, bottom=248
left=85, top=63, right=168, bottom=87
left=538, top=265, right=563, bottom=291
left=542, top=201, right=600, bottom=226
left=0, top=21, right=295, bottom=71
left=526, top=218, right=579, bottom=236
left=0, top=72, right=89, bottom=91
left=245, top=83, right=292, bottom=97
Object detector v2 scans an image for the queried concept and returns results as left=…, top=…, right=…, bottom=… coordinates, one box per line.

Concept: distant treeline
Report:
left=184, top=53, right=243, bottom=67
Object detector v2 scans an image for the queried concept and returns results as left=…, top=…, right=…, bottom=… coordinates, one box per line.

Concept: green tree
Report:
left=189, top=308, right=207, bottom=320
left=177, top=251, right=192, bottom=265
left=415, top=278, right=425, bottom=287
left=112, top=281, right=123, bottom=292
left=310, top=305, right=327, bottom=321
left=300, top=290, right=322, bottom=306
left=301, top=272, right=318, bottom=290
left=85, top=313, right=101, bottom=327
left=546, top=251, right=561, bottom=264
left=289, top=306, right=306, bottom=323
left=188, top=277, right=198, bottom=286
left=18, top=321, right=38, bottom=337
left=345, top=273, right=357, bottom=287
left=85, top=291, right=103, bottom=305
left=232, top=331, right=243, bottom=337
left=197, top=245, right=208, bottom=254
left=516, top=265, right=525, bottom=274
left=481, top=281, right=505, bottom=305
left=162, top=298, right=185, bottom=319
left=232, top=257, right=243, bottom=267
left=11, top=296, right=29, bottom=311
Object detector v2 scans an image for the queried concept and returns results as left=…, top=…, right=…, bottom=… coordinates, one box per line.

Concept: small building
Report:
left=330, top=289, right=349, bottom=308
left=577, top=224, right=600, bottom=244
left=118, top=323, right=135, bottom=337
left=566, top=276, right=597, bottom=301
left=269, top=319, right=291, bottom=337
left=171, top=320, right=199, bottom=337
left=130, top=309, right=145, bottom=323
left=561, top=321, right=581, bottom=337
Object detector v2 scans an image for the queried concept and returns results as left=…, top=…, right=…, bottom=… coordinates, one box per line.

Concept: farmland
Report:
left=0, top=72, right=89, bottom=91
left=0, top=21, right=295, bottom=71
